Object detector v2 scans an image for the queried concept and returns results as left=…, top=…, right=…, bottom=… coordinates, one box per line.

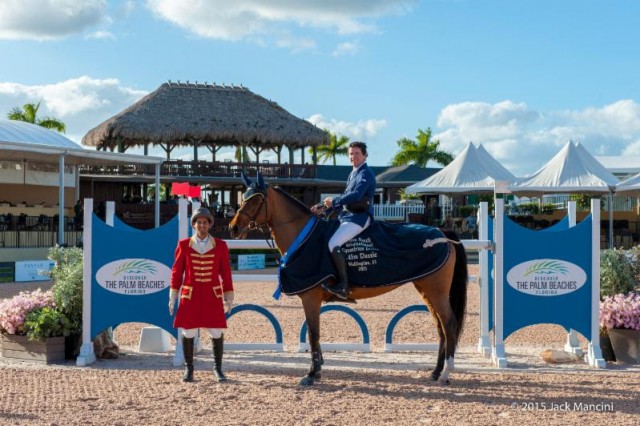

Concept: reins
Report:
left=236, top=187, right=313, bottom=262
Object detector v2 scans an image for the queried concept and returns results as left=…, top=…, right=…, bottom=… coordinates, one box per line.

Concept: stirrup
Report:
left=323, top=294, right=357, bottom=304
left=322, top=282, right=349, bottom=300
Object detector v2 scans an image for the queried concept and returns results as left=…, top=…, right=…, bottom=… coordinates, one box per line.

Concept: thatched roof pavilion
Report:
left=81, top=81, right=328, bottom=159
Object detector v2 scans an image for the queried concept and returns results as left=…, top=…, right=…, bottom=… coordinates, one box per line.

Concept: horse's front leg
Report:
left=298, top=286, right=324, bottom=386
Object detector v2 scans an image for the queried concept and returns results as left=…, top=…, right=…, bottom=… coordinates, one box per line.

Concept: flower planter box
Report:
left=600, top=331, right=616, bottom=362
left=608, top=328, right=640, bottom=364
left=1, top=334, right=65, bottom=364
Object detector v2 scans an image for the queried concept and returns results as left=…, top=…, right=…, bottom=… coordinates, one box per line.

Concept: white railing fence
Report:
left=373, top=203, right=425, bottom=220
left=517, top=194, right=638, bottom=212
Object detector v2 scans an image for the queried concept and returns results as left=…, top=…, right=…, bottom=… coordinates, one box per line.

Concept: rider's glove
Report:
left=223, top=291, right=234, bottom=314
left=168, top=288, right=178, bottom=316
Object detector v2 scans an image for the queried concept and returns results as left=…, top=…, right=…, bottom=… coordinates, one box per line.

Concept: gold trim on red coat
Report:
left=213, top=285, right=223, bottom=299
left=192, top=260, right=214, bottom=265
left=192, top=265, right=210, bottom=270
left=190, top=253, right=215, bottom=259
left=181, top=286, right=193, bottom=300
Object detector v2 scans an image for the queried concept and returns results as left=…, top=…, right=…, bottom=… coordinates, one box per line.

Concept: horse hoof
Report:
left=430, top=371, right=441, bottom=381
left=298, top=376, right=315, bottom=386
left=438, top=378, right=451, bottom=386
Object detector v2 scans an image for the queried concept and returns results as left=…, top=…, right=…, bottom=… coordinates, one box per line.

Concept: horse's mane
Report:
left=272, top=186, right=312, bottom=216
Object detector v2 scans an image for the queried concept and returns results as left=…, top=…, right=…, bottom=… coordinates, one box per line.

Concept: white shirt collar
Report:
left=353, top=162, right=367, bottom=171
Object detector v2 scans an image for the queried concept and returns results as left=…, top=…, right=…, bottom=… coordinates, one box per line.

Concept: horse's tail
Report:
left=443, top=230, right=468, bottom=342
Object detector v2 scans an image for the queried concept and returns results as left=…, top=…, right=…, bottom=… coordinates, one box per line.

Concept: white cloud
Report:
left=275, top=34, right=317, bottom=53
left=119, top=1, right=136, bottom=18
left=0, top=0, right=108, bottom=40
left=145, top=0, right=415, bottom=50
left=332, top=41, right=360, bottom=56
left=434, top=99, right=640, bottom=176
left=308, top=113, right=387, bottom=140
left=0, top=76, right=147, bottom=143
left=85, top=30, right=115, bottom=40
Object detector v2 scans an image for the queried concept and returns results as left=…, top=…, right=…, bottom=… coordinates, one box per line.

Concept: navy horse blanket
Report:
left=278, top=219, right=451, bottom=296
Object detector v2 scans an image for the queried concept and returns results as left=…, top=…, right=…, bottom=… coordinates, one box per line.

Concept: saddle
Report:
left=343, top=199, right=370, bottom=214
left=278, top=219, right=451, bottom=296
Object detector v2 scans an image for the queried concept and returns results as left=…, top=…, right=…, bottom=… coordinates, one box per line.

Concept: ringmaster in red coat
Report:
left=168, top=207, right=234, bottom=383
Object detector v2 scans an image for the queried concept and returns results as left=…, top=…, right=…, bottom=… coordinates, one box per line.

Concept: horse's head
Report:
left=229, top=171, right=269, bottom=239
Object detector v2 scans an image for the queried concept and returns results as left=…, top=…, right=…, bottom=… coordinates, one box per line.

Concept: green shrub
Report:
left=518, top=202, right=539, bottom=215
left=24, top=306, right=72, bottom=341
left=600, top=248, right=636, bottom=298
left=477, top=195, right=495, bottom=215
left=458, top=205, right=476, bottom=218
left=623, top=246, right=640, bottom=290
left=48, top=246, right=83, bottom=334
left=540, top=203, right=555, bottom=215
left=398, top=188, right=422, bottom=200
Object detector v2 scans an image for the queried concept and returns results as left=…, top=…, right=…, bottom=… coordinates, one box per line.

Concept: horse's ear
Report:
left=256, top=172, right=266, bottom=190
left=240, top=171, right=252, bottom=188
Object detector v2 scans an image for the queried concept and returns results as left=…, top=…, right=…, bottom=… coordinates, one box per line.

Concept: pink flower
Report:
left=600, top=292, right=640, bottom=330
left=0, top=289, right=55, bottom=335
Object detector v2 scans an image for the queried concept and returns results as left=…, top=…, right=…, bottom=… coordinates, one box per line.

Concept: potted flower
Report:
left=599, top=248, right=637, bottom=361
left=0, top=289, right=69, bottom=363
left=599, top=292, right=640, bottom=364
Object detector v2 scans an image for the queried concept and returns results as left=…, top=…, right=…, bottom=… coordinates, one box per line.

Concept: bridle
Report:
left=236, top=190, right=270, bottom=234
left=235, top=185, right=311, bottom=256
left=235, top=189, right=281, bottom=254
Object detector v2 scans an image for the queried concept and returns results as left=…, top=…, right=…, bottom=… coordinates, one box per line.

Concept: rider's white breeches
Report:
left=328, top=218, right=371, bottom=251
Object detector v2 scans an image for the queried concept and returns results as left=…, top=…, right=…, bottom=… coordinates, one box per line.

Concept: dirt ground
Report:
left=1, top=265, right=640, bottom=425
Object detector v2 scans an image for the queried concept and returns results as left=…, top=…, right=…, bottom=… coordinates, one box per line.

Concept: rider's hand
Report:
left=168, top=289, right=178, bottom=316
left=310, top=203, right=326, bottom=215
left=223, top=291, right=234, bottom=314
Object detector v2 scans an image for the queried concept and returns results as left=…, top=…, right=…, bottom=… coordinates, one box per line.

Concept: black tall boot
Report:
left=182, top=336, right=194, bottom=383
left=323, top=247, right=350, bottom=300
left=212, top=336, right=227, bottom=382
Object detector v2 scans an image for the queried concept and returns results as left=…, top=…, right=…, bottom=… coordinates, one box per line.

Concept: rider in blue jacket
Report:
left=311, top=141, right=376, bottom=299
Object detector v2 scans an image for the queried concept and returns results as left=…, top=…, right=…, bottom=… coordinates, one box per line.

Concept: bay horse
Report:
left=229, top=173, right=468, bottom=386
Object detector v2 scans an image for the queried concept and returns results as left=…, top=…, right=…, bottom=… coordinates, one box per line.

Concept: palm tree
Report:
left=7, top=102, right=66, bottom=133
left=391, top=128, right=453, bottom=167
left=311, top=130, right=349, bottom=166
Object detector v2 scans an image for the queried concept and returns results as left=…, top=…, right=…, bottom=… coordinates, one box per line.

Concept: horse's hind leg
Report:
left=414, top=267, right=458, bottom=384
left=420, top=296, right=446, bottom=381
left=298, top=287, right=324, bottom=386
left=429, top=299, right=457, bottom=385
left=432, top=314, right=447, bottom=381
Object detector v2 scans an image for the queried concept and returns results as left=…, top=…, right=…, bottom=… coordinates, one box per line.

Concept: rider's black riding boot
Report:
left=326, top=247, right=350, bottom=300
left=212, top=336, right=227, bottom=382
left=182, top=336, right=194, bottom=383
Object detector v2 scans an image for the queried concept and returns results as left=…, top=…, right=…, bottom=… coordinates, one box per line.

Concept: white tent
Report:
left=613, top=171, right=640, bottom=194
left=509, top=141, right=617, bottom=195
left=509, top=141, right=619, bottom=248
left=405, top=142, right=516, bottom=194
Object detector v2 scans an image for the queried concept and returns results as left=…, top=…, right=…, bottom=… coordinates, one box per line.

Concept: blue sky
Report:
left=1, top=0, right=640, bottom=176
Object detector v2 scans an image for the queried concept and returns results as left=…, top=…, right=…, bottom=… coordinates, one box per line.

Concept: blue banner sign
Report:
left=90, top=213, right=178, bottom=339
left=502, top=215, right=593, bottom=340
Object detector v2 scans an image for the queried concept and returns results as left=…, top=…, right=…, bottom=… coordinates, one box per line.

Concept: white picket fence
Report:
left=373, top=203, right=425, bottom=220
